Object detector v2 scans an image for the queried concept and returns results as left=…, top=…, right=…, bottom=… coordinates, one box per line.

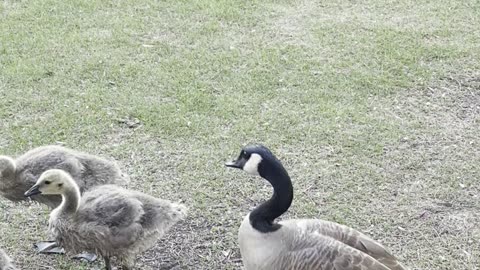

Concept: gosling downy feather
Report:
left=0, top=248, right=17, bottom=270
left=0, top=145, right=128, bottom=208
left=24, top=169, right=187, bottom=270
left=226, top=145, right=407, bottom=270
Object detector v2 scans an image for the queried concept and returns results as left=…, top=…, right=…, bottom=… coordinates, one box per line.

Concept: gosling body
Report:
left=25, top=169, right=187, bottom=270
left=0, top=145, right=128, bottom=208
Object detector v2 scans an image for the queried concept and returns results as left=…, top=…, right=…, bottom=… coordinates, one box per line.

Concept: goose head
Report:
left=226, top=144, right=293, bottom=233
left=0, top=156, right=16, bottom=179
left=225, top=144, right=288, bottom=181
left=24, top=169, right=74, bottom=197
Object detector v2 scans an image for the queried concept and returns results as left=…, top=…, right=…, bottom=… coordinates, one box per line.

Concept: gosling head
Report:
left=24, top=169, right=74, bottom=197
left=225, top=144, right=286, bottom=179
left=0, top=156, right=16, bottom=179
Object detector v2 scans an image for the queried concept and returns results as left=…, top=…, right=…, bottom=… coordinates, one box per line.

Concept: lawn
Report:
left=1, top=0, right=479, bottom=269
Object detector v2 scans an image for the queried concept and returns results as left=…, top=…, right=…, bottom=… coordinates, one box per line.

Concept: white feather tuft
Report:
left=244, top=153, right=262, bottom=175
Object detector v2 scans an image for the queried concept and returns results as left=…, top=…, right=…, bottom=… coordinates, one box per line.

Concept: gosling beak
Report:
left=25, top=184, right=41, bottom=197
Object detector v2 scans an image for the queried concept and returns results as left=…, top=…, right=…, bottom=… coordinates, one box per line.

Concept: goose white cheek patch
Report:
left=243, top=153, right=262, bottom=175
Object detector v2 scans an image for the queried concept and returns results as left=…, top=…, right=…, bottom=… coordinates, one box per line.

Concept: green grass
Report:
left=1, top=0, right=479, bottom=269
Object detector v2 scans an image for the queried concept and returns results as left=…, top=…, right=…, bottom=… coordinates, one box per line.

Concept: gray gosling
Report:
left=25, top=169, right=187, bottom=270
left=0, top=248, right=17, bottom=270
left=0, top=145, right=128, bottom=208
left=226, top=145, right=407, bottom=270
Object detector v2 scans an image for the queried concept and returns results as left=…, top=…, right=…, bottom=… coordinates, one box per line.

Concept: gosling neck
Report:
left=249, top=162, right=293, bottom=233
left=57, top=185, right=81, bottom=215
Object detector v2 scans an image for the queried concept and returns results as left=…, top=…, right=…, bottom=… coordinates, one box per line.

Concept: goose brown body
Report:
left=0, top=145, right=128, bottom=208
left=227, top=145, right=407, bottom=270
left=239, top=217, right=406, bottom=270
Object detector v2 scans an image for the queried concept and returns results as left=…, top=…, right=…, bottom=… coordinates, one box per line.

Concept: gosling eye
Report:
left=45, top=181, right=51, bottom=185
left=58, top=183, right=63, bottom=188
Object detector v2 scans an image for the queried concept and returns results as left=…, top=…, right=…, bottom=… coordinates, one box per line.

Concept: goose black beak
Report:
left=25, top=184, right=41, bottom=197
left=225, top=157, right=246, bottom=169
left=225, top=160, right=240, bottom=168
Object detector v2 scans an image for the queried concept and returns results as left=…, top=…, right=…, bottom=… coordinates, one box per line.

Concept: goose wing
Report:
left=74, top=185, right=145, bottom=246
left=281, top=219, right=407, bottom=270
left=77, top=185, right=143, bottom=226
left=284, top=231, right=391, bottom=270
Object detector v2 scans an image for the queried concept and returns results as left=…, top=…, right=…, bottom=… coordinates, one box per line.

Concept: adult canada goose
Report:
left=225, top=145, right=407, bottom=270
left=0, top=248, right=17, bottom=270
left=24, top=169, right=187, bottom=270
left=0, top=145, right=128, bottom=209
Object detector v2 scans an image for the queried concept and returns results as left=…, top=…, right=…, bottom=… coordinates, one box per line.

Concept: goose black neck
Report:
left=250, top=162, right=293, bottom=233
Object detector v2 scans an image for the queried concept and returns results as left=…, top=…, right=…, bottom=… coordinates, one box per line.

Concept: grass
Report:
left=1, top=0, right=479, bottom=269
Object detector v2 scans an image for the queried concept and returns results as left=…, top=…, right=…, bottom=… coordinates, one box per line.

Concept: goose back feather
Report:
left=280, top=219, right=406, bottom=270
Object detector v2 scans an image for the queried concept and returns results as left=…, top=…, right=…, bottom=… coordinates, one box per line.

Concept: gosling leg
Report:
left=120, top=260, right=134, bottom=270
left=104, top=257, right=112, bottom=270
left=121, top=264, right=133, bottom=270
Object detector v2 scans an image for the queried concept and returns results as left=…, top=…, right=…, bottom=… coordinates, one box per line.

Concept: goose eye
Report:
left=58, top=183, right=63, bottom=188
left=45, top=181, right=51, bottom=185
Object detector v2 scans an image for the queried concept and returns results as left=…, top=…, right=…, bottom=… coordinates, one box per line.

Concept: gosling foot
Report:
left=72, top=252, right=98, bottom=262
left=34, top=241, right=64, bottom=254
left=35, top=241, right=97, bottom=262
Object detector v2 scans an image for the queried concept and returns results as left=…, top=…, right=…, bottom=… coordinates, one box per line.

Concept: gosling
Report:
left=0, top=145, right=128, bottom=208
left=25, top=169, right=187, bottom=270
